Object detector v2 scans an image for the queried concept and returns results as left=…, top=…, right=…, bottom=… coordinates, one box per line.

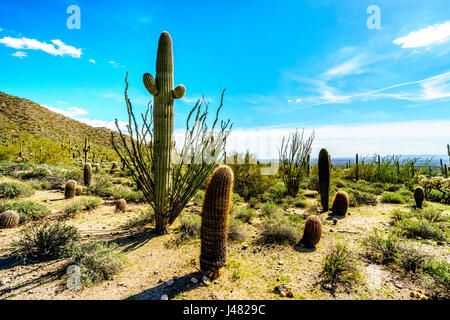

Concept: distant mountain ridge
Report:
left=0, top=91, right=123, bottom=149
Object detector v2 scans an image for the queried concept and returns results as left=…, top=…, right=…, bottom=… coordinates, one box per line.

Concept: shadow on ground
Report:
left=126, top=271, right=204, bottom=300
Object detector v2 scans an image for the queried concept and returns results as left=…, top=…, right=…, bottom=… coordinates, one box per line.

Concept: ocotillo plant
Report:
left=112, top=31, right=232, bottom=234
left=355, top=153, right=359, bottom=181
left=83, top=136, right=91, bottom=164
left=279, top=129, right=314, bottom=197
left=200, top=165, right=234, bottom=279
left=318, top=148, right=331, bottom=212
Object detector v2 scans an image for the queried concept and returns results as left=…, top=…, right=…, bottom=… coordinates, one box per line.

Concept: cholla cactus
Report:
left=0, top=210, right=20, bottom=228
left=200, top=165, right=234, bottom=279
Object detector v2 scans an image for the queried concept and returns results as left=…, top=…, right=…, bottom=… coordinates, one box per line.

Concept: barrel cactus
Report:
left=84, top=162, right=93, bottom=186
left=64, top=180, right=77, bottom=199
left=331, top=191, right=349, bottom=216
left=414, top=186, right=425, bottom=209
left=318, top=148, right=331, bottom=212
left=296, top=215, right=322, bottom=248
left=75, top=186, right=83, bottom=196
left=0, top=210, right=20, bottom=228
left=200, top=165, right=234, bottom=279
left=115, top=199, right=127, bottom=213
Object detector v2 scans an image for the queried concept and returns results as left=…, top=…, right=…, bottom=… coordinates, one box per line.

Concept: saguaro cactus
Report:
left=414, top=186, right=425, bottom=209
left=355, top=153, right=359, bottom=181
left=143, top=32, right=186, bottom=234
left=318, top=148, right=331, bottom=212
left=83, top=136, right=91, bottom=164
left=200, top=165, right=234, bottom=279
left=296, top=215, right=322, bottom=249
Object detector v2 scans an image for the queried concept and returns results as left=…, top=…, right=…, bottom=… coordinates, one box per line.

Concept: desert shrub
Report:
left=89, top=175, right=145, bottom=202
left=122, top=207, right=155, bottom=229
left=29, top=179, right=52, bottom=190
left=248, top=197, right=260, bottom=208
left=321, top=242, right=359, bottom=289
left=384, top=184, right=399, bottom=192
left=179, top=214, right=201, bottom=238
left=418, top=175, right=449, bottom=204
left=395, top=219, right=445, bottom=241
left=381, top=191, right=406, bottom=204
left=424, top=260, right=450, bottom=298
left=232, top=206, right=255, bottom=223
left=19, top=166, right=52, bottom=180
left=228, top=217, right=247, bottom=242
left=346, top=189, right=377, bottom=207
left=0, top=161, right=33, bottom=176
left=427, top=189, right=444, bottom=203
left=265, top=182, right=287, bottom=204
left=260, top=202, right=283, bottom=217
left=0, top=200, right=50, bottom=223
left=0, top=181, right=33, bottom=198
left=192, top=189, right=205, bottom=205
left=397, top=247, right=428, bottom=273
left=390, top=209, right=412, bottom=223
left=66, top=242, right=126, bottom=285
left=258, top=211, right=300, bottom=245
left=416, top=208, right=448, bottom=222
left=362, top=230, right=401, bottom=264
left=12, top=222, right=80, bottom=261
left=62, top=196, right=102, bottom=218
left=61, top=168, right=84, bottom=184
left=398, top=189, right=413, bottom=199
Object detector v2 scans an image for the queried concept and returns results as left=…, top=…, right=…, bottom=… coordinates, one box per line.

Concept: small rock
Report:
left=278, top=261, right=284, bottom=265
left=118, top=282, right=126, bottom=287
left=210, top=293, right=219, bottom=300
left=329, top=229, right=334, bottom=232
left=242, top=243, right=248, bottom=250
left=213, top=280, right=219, bottom=285
left=191, top=277, right=198, bottom=284
left=165, top=280, right=175, bottom=286
left=157, top=279, right=164, bottom=284
left=201, top=275, right=211, bottom=286
left=154, top=270, right=159, bottom=275
left=333, top=218, right=337, bottom=225
left=437, top=241, right=444, bottom=246
left=0, top=279, right=10, bottom=286
left=160, top=294, right=168, bottom=300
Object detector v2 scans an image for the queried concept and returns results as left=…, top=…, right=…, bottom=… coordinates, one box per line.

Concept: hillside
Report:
left=0, top=91, right=124, bottom=149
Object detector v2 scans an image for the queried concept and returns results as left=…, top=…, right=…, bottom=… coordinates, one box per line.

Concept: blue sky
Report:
left=0, top=0, right=449, bottom=158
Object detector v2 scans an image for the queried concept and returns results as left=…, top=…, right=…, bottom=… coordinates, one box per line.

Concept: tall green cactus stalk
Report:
left=447, top=144, right=450, bottom=164
left=142, top=31, right=186, bottom=234
left=355, top=153, right=359, bottom=181
left=306, top=154, right=310, bottom=175
left=445, top=164, right=448, bottom=178
left=318, top=148, right=331, bottom=212
left=83, top=136, right=91, bottom=164
left=440, top=159, right=444, bottom=175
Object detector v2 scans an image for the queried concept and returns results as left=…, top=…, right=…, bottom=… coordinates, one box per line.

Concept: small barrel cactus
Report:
left=0, top=210, right=20, bottom=228
left=200, top=165, right=234, bottom=279
left=318, top=148, right=331, bottom=212
left=296, top=215, right=322, bottom=248
left=75, top=186, right=83, bottom=196
left=84, top=163, right=93, bottom=186
left=414, top=186, right=425, bottom=209
left=115, top=199, right=127, bottom=212
left=331, top=191, right=350, bottom=216
left=64, top=180, right=77, bottom=199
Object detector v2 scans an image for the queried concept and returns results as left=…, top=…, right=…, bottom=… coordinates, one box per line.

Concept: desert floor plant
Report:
left=112, top=31, right=232, bottom=234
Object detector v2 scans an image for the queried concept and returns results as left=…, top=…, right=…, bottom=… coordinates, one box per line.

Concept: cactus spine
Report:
left=355, top=153, right=359, bottom=181
left=332, top=191, right=349, bottom=216
left=143, top=31, right=185, bottom=234
left=0, top=210, right=20, bottom=228
left=200, top=165, right=234, bottom=279
left=65, top=180, right=77, bottom=199
left=297, top=215, right=322, bottom=248
left=318, top=148, right=330, bottom=212
left=414, top=186, right=425, bottom=209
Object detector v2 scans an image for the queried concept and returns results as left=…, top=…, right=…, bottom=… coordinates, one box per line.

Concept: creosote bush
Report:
left=0, top=181, right=33, bottom=198
left=381, top=191, right=407, bottom=204
left=258, top=211, right=300, bottom=245
left=62, top=196, right=102, bottom=218
left=12, top=222, right=80, bottom=261
left=0, top=200, right=50, bottom=223
left=362, top=230, right=401, bottom=265
left=321, top=242, right=359, bottom=289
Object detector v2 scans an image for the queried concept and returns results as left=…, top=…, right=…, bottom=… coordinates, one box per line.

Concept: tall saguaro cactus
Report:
left=355, top=153, right=359, bottom=181
left=142, top=32, right=186, bottom=233
left=83, top=136, right=91, bottom=164
left=318, top=148, right=331, bottom=212
left=112, top=31, right=232, bottom=235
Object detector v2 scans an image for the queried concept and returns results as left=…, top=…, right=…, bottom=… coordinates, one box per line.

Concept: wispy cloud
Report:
left=89, top=59, right=96, bottom=64
left=0, top=36, right=82, bottom=57
left=394, top=21, right=450, bottom=48
left=323, top=54, right=369, bottom=79
left=11, top=51, right=27, bottom=58
left=108, top=60, right=124, bottom=68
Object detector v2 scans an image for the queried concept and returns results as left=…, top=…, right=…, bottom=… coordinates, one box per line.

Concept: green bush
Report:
left=425, top=260, right=450, bottom=298
left=258, top=211, right=300, bottom=245
left=62, top=196, right=102, bottom=218
left=321, top=242, right=359, bottom=289
left=179, top=214, right=201, bottom=239
left=228, top=217, right=247, bottom=242
left=395, top=219, right=446, bottom=241
left=12, top=222, right=80, bottom=261
left=66, top=242, right=126, bottom=285
left=1, top=200, right=50, bottom=223
left=122, top=207, right=155, bottom=229
left=0, top=181, right=33, bottom=198
left=260, top=202, right=283, bottom=217
left=381, top=191, right=406, bottom=204
left=416, top=208, right=448, bottom=222
left=398, top=189, right=413, bottom=199
left=20, top=166, right=52, bottom=180
left=362, top=230, right=401, bottom=264
left=232, top=206, right=255, bottom=223
left=427, top=189, right=444, bottom=203
left=346, top=189, right=377, bottom=207
left=397, top=247, right=428, bottom=273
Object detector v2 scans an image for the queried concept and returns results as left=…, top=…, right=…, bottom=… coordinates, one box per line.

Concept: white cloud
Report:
left=76, top=118, right=128, bottom=132
left=12, top=51, right=27, bottom=58
left=43, top=105, right=88, bottom=117
left=215, top=120, right=450, bottom=159
left=0, top=36, right=82, bottom=57
left=89, top=59, right=96, bottom=64
left=323, top=54, right=368, bottom=78
left=109, top=60, right=124, bottom=68
left=295, top=98, right=302, bottom=103
left=393, top=21, right=450, bottom=48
